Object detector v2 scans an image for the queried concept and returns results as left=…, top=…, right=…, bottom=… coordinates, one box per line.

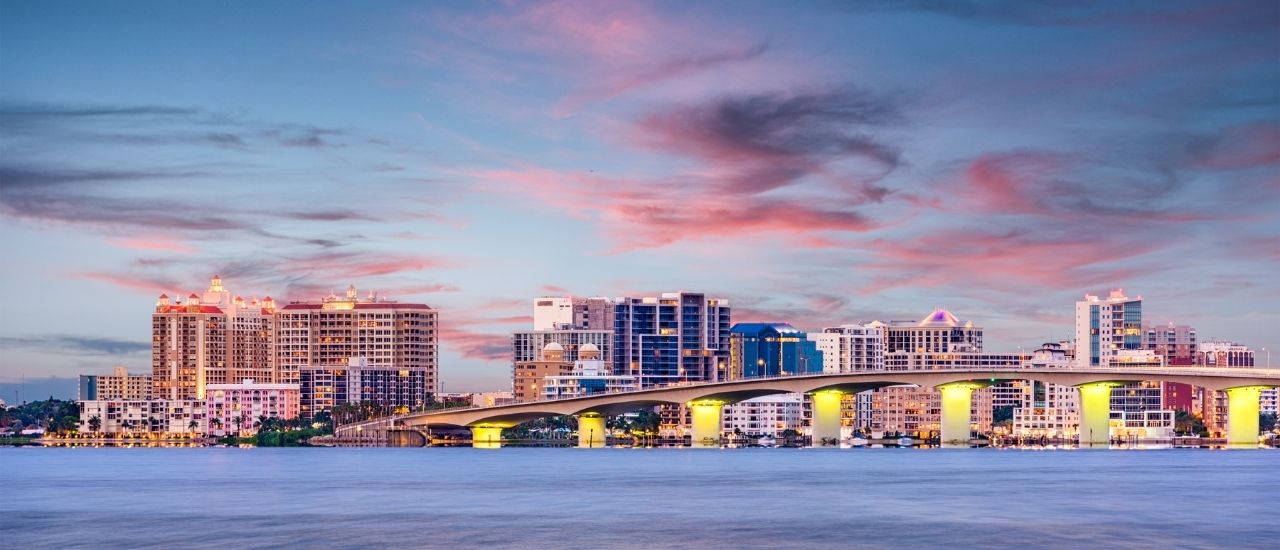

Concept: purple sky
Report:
left=2, top=0, right=1278, bottom=396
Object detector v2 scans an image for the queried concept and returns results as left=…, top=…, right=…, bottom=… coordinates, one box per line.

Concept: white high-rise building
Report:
left=810, top=324, right=884, bottom=373
left=533, top=297, right=576, bottom=330
left=1075, top=289, right=1144, bottom=367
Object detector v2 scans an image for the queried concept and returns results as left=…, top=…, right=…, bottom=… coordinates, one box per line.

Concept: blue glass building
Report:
left=728, top=323, right=823, bottom=379
left=612, top=292, right=731, bottom=387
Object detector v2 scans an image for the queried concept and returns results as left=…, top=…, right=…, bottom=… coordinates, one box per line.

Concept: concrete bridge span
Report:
left=335, top=367, right=1280, bottom=448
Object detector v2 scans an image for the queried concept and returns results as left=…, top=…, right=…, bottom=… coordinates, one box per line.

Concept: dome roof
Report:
left=542, top=342, right=565, bottom=352
left=579, top=343, right=599, bottom=353
left=918, top=308, right=960, bottom=327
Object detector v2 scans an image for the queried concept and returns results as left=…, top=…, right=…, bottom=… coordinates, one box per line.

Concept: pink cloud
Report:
left=858, top=229, right=1162, bottom=294
left=76, top=272, right=180, bottom=295
left=106, top=237, right=199, bottom=255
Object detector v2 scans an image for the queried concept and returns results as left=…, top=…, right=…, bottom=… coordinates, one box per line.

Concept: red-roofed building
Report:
left=276, top=285, right=438, bottom=418
left=152, top=276, right=274, bottom=400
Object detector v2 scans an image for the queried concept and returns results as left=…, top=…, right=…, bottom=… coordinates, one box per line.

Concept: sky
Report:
left=1, top=0, right=1278, bottom=399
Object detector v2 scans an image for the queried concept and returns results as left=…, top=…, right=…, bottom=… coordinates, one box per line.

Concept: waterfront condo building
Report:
left=278, top=286, right=437, bottom=418
left=723, top=394, right=805, bottom=440
left=612, top=292, right=731, bottom=387
left=1075, top=289, right=1143, bottom=367
left=205, top=379, right=300, bottom=437
left=152, top=276, right=276, bottom=401
left=810, top=324, right=885, bottom=373
left=78, top=399, right=205, bottom=435
left=79, top=366, right=152, bottom=401
left=870, top=385, right=994, bottom=439
left=881, top=308, right=983, bottom=353
left=727, top=323, right=823, bottom=380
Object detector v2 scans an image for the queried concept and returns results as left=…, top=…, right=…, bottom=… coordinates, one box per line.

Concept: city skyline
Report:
left=3, top=1, right=1279, bottom=395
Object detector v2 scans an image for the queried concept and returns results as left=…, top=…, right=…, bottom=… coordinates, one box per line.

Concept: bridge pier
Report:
left=578, top=413, right=606, bottom=448
left=810, top=390, right=843, bottom=447
left=1226, top=386, right=1270, bottom=447
left=471, top=425, right=503, bottom=449
left=689, top=400, right=723, bottom=448
left=937, top=382, right=980, bottom=446
left=1077, top=382, right=1120, bottom=447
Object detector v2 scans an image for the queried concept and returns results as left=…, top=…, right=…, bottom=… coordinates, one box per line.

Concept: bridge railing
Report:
left=334, top=364, right=1280, bottom=432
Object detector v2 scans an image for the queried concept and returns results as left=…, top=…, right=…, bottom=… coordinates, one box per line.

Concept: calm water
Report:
left=2, top=447, right=1277, bottom=549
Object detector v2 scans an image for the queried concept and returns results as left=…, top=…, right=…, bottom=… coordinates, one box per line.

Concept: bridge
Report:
left=335, top=366, right=1280, bottom=448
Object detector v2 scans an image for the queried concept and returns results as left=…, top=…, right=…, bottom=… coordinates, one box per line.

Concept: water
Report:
left=2, top=447, right=1276, bottom=549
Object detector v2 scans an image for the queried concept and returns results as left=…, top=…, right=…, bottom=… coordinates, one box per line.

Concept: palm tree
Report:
left=88, top=415, right=101, bottom=436
left=188, top=419, right=199, bottom=435
left=210, top=417, right=223, bottom=435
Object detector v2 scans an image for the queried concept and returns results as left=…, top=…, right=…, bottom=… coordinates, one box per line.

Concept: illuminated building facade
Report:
left=723, top=394, right=804, bottom=439
left=513, top=329, right=612, bottom=364
left=151, top=276, right=276, bottom=401
left=542, top=344, right=639, bottom=399
left=79, top=366, right=152, bottom=401
left=512, top=343, right=574, bottom=402
left=1144, top=322, right=1197, bottom=364
left=299, top=358, right=435, bottom=418
left=276, top=285, right=437, bottom=416
left=78, top=399, right=205, bottom=435
left=727, top=323, right=822, bottom=379
left=205, top=379, right=300, bottom=437
left=612, top=292, right=731, bottom=387
left=1075, top=289, right=1143, bottom=367
left=881, top=308, right=983, bottom=353
left=810, top=324, right=885, bottom=373
left=870, top=385, right=994, bottom=439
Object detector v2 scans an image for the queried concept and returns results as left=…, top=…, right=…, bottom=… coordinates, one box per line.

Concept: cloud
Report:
left=634, top=89, right=904, bottom=195
left=1186, top=121, right=1280, bottom=170
left=106, top=237, right=199, bottom=255
left=846, top=0, right=1280, bottom=30
left=475, top=88, right=907, bottom=251
left=76, top=272, right=182, bottom=294
left=0, top=335, right=150, bottom=356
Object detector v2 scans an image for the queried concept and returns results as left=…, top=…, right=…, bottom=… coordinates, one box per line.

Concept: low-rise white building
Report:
left=723, top=394, right=804, bottom=439
left=79, top=399, right=205, bottom=435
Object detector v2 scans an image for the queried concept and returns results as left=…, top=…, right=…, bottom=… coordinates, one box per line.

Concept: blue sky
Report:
left=2, top=0, right=1278, bottom=398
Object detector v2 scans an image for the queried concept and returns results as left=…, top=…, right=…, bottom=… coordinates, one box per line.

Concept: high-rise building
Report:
left=275, top=285, right=437, bottom=386
left=513, top=329, right=612, bottom=364
left=79, top=366, right=152, bottom=401
left=727, top=323, right=823, bottom=379
left=299, top=358, right=436, bottom=417
left=881, top=308, right=983, bottom=353
left=532, top=296, right=615, bottom=330
left=1143, top=322, right=1197, bottom=364
left=532, top=297, right=577, bottom=330
left=809, top=324, right=885, bottom=373
left=1075, top=289, right=1143, bottom=367
left=612, top=292, right=731, bottom=387
left=276, top=285, right=437, bottom=417
left=151, top=276, right=276, bottom=401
